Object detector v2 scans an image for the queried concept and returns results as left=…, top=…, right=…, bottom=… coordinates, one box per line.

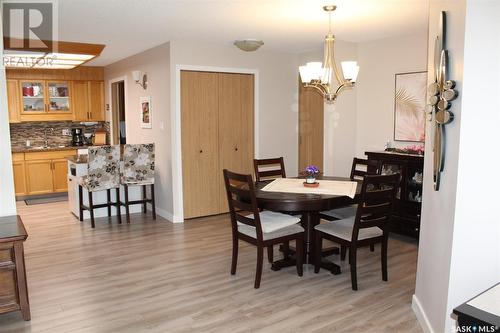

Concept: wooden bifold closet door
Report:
left=181, top=71, right=254, bottom=219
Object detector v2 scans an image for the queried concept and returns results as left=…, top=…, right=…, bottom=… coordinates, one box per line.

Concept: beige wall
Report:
left=169, top=40, right=300, bottom=221
left=355, top=32, right=429, bottom=157
left=0, top=21, right=16, bottom=216
left=104, top=43, right=172, bottom=219
left=414, top=1, right=500, bottom=332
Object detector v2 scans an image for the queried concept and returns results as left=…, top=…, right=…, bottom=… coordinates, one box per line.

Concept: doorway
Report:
left=111, top=80, right=126, bottom=144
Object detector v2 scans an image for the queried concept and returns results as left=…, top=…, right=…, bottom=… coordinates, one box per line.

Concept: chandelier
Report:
left=299, top=5, right=359, bottom=103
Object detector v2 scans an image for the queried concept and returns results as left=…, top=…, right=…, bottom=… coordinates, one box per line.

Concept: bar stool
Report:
left=120, top=143, right=156, bottom=223
left=78, top=146, right=121, bottom=228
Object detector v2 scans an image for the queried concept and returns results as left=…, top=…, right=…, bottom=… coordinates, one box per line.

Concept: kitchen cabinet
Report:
left=72, top=81, right=105, bottom=122
left=52, top=159, right=69, bottom=192
left=12, top=162, right=27, bottom=195
left=13, top=150, right=76, bottom=196
left=25, top=160, right=54, bottom=195
left=19, top=80, right=73, bottom=122
left=7, top=80, right=21, bottom=123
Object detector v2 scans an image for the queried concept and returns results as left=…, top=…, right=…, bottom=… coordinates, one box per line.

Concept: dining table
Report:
left=254, top=176, right=361, bottom=274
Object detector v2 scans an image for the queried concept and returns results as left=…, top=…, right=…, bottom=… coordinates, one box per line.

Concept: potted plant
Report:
left=305, top=165, right=320, bottom=184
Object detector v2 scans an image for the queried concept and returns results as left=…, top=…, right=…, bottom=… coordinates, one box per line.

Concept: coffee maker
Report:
left=71, top=128, right=84, bottom=146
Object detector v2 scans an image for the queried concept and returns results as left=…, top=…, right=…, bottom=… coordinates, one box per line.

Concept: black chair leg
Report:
left=116, top=188, right=121, bottom=224
left=107, top=189, right=111, bottom=217
left=78, top=185, right=83, bottom=222
left=142, top=185, right=147, bottom=213
left=370, top=244, right=375, bottom=252
left=340, top=245, right=347, bottom=261
left=296, top=236, right=304, bottom=277
left=151, top=184, right=156, bottom=220
left=88, top=191, right=95, bottom=228
left=350, top=244, right=358, bottom=290
left=231, top=234, right=238, bottom=275
left=255, top=245, right=264, bottom=289
left=282, top=241, right=290, bottom=259
left=267, top=246, right=273, bottom=263
left=382, top=237, right=388, bottom=281
left=314, top=232, right=322, bottom=273
left=124, top=184, right=130, bottom=223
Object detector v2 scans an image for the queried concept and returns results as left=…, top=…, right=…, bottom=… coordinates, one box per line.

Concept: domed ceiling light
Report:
left=234, top=39, right=264, bottom=52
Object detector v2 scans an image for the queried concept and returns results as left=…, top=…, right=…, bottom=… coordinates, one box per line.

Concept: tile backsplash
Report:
left=10, top=121, right=109, bottom=149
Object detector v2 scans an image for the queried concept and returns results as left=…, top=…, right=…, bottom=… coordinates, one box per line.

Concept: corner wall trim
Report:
left=412, top=294, right=434, bottom=333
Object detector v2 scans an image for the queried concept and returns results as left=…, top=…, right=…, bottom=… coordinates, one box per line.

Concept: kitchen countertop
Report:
left=67, top=155, right=89, bottom=164
left=11, top=145, right=98, bottom=153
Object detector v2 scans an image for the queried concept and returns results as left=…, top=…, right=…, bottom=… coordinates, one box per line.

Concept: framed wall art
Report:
left=140, top=96, right=152, bottom=129
left=394, top=71, right=427, bottom=142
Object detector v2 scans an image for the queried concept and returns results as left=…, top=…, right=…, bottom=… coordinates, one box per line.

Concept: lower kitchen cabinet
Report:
left=13, top=149, right=76, bottom=196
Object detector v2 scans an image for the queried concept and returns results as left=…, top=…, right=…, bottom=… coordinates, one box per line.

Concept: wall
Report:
left=104, top=43, right=172, bottom=220
left=298, top=41, right=358, bottom=178
left=0, top=20, right=17, bottom=216
left=169, top=40, right=300, bottom=221
left=355, top=32, right=429, bottom=157
left=413, top=1, right=500, bottom=332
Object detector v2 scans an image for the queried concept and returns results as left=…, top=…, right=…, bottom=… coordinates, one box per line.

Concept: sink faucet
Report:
left=43, top=128, right=54, bottom=148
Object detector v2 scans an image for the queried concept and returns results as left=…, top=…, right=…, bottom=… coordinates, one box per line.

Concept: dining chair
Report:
left=314, top=173, right=400, bottom=290
left=120, top=143, right=156, bottom=223
left=78, top=145, right=121, bottom=228
left=223, top=169, right=304, bottom=289
left=253, top=157, right=286, bottom=182
left=321, top=158, right=382, bottom=221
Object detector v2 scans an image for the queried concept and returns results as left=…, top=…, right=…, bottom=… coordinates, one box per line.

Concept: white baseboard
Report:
left=412, top=294, right=434, bottom=333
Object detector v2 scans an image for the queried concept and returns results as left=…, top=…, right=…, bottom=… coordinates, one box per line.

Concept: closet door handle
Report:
left=234, top=147, right=238, bottom=151
left=199, top=149, right=203, bottom=153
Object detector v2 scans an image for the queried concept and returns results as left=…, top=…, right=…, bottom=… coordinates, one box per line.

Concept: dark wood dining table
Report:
left=254, top=176, right=361, bottom=274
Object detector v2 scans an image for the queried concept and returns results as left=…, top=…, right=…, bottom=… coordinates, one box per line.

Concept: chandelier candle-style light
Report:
left=299, top=5, right=359, bottom=102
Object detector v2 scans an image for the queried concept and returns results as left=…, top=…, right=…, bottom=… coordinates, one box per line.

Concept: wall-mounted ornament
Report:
left=427, top=11, right=458, bottom=191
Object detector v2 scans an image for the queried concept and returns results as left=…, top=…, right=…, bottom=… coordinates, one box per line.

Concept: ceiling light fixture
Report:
left=234, top=39, right=264, bottom=52
left=2, top=38, right=105, bottom=69
left=299, top=5, right=359, bottom=103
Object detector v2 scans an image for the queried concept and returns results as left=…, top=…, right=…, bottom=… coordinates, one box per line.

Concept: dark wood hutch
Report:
left=365, top=151, right=424, bottom=238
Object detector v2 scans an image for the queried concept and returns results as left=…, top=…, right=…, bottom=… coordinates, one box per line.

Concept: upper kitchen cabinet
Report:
left=19, top=80, right=72, bottom=121
left=72, top=81, right=105, bottom=122
left=6, top=79, right=21, bottom=123
left=6, top=67, right=105, bottom=122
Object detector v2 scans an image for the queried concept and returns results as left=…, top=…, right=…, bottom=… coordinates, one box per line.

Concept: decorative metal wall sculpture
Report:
left=427, top=11, right=458, bottom=191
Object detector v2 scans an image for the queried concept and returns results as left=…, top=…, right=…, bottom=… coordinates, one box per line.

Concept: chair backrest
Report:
left=223, top=169, right=264, bottom=241
left=352, top=173, right=400, bottom=241
left=122, top=143, right=155, bottom=184
left=350, top=158, right=382, bottom=180
left=87, top=145, right=121, bottom=191
left=253, top=157, right=286, bottom=182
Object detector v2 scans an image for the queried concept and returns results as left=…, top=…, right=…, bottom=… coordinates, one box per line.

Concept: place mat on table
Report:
left=261, top=178, right=357, bottom=198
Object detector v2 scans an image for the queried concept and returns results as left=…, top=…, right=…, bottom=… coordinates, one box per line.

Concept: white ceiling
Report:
left=50, top=0, right=429, bottom=66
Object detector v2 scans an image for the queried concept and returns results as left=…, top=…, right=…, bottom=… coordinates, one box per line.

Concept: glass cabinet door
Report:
left=47, top=81, right=70, bottom=112
left=21, top=81, right=45, bottom=112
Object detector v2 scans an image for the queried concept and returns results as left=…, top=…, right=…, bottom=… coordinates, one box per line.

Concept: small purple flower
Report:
left=305, top=165, right=320, bottom=176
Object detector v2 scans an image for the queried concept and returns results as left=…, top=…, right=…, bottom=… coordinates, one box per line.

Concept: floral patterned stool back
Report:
left=78, top=145, right=122, bottom=228
left=121, top=143, right=156, bottom=222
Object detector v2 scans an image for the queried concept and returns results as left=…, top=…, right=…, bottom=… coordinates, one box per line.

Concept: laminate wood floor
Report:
left=0, top=201, right=422, bottom=333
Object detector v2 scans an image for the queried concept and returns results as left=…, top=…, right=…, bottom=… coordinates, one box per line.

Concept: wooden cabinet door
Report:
left=26, top=160, right=54, bottom=195
left=52, top=159, right=68, bottom=192
left=12, top=162, right=26, bottom=195
left=72, top=81, right=90, bottom=121
left=6, top=80, right=21, bottom=123
left=88, top=81, right=105, bottom=121
left=217, top=73, right=254, bottom=212
left=181, top=71, right=220, bottom=219
left=298, top=81, right=324, bottom=172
